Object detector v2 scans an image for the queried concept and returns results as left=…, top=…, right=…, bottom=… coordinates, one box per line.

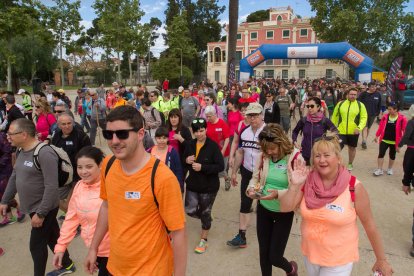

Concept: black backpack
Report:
left=151, top=107, right=166, bottom=127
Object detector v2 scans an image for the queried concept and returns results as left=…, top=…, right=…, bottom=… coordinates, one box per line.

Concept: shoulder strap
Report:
left=151, top=158, right=161, bottom=208
left=104, top=155, right=117, bottom=177
left=349, top=175, right=356, bottom=202
left=150, top=107, right=156, bottom=121
left=33, top=142, right=48, bottom=170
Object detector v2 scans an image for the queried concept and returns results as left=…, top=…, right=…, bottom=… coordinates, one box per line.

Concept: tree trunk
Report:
left=227, top=0, right=239, bottom=86
left=117, top=51, right=121, bottom=83
left=7, top=56, right=12, bottom=91
left=137, top=54, right=141, bottom=85
left=128, top=53, right=133, bottom=86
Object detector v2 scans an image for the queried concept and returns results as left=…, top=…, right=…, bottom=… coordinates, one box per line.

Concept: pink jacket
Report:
left=36, top=113, right=56, bottom=141
left=375, top=112, right=407, bottom=148
left=54, top=180, right=110, bottom=257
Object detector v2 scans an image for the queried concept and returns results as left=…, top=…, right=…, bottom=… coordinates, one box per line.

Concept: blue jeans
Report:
left=81, top=113, right=90, bottom=131
left=280, top=116, right=290, bottom=133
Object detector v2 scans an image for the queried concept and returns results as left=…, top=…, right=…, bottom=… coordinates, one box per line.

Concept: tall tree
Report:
left=227, top=0, right=239, bottom=86
left=42, top=0, right=83, bottom=88
left=93, top=0, right=145, bottom=84
left=309, top=0, right=408, bottom=56
left=246, top=9, right=269, bottom=23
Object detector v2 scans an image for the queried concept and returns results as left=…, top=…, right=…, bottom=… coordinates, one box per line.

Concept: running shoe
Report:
left=287, top=261, right=298, bottom=276
left=0, top=216, right=17, bottom=227
left=362, top=141, right=367, bottom=149
left=46, top=262, right=76, bottom=276
left=347, top=163, right=353, bottom=171
left=225, top=178, right=231, bottom=191
left=387, top=168, right=393, bottom=175
left=194, top=239, right=207, bottom=254
left=17, top=210, right=26, bottom=222
left=0, top=247, right=4, bottom=257
left=226, top=233, right=247, bottom=248
left=373, top=169, right=384, bottom=176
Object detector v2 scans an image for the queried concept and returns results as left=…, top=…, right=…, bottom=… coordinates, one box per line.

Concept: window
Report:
left=282, top=30, right=290, bottom=38
left=298, top=59, right=308, bottom=65
left=222, top=50, right=226, bottom=62
left=277, top=15, right=282, bottom=21
left=209, top=51, right=213, bottom=63
left=236, top=70, right=240, bottom=81
left=215, top=71, right=220, bottom=82
left=214, top=47, right=221, bottom=62
left=265, top=59, right=273, bottom=65
left=282, top=70, right=289, bottom=80
left=235, top=51, right=242, bottom=62
left=299, top=69, right=306, bottom=79
left=300, top=29, right=308, bottom=37
left=266, top=30, right=274, bottom=39
left=250, top=32, right=258, bottom=40
left=237, top=33, right=242, bottom=40
left=282, top=59, right=289, bottom=65
left=264, top=70, right=274, bottom=78
left=326, top=69, right=334, bottom=79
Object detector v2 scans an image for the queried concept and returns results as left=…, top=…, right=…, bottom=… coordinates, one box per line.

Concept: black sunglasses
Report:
left=306, top=104, right=316, bottom=109
left=102, top=128, right=140, bottom=140
left=259, top=132, right=276, bottom=142
left=54, top=110, right=64, bottom=113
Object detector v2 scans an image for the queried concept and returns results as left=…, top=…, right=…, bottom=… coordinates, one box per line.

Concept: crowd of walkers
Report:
left=0, top=73, right=412, bottom=275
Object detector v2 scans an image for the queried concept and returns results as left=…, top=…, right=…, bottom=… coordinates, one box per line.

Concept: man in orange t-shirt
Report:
left=84, top=106, right=187, bottom=276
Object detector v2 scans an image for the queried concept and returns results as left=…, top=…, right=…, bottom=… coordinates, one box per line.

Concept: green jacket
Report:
left=22, top=94, right=33, bottom=111
left=331, top=99, right=367, bottom=135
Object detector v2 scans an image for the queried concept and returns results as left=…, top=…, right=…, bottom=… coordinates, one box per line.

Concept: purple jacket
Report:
left=292, top=117, right=337, bottom=160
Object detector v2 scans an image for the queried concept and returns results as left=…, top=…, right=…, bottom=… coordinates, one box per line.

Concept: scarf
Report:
left=306, top=111, right=324, bottom=123
left=304, top=165, right=351, bottom=209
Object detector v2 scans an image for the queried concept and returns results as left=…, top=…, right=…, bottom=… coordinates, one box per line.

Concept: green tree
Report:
left=42, top=0, right=83, bottom=88
left=93, top=0, right=145, bottom=84
left=309, top=0, right=408, bottom=57
left=246, top=9, right=269, bottom=23
left=167, top=11, right=197, bottom=61
left=152, top=57, right=193, bottom=87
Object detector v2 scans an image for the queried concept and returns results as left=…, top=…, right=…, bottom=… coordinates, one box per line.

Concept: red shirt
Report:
left=162, top=80, right=169, bottom=90
left=239, top=97, right=255, bottom=104
left=206, top=119, right=230, bottom=157
left=227, top=110, right=244, bottom=136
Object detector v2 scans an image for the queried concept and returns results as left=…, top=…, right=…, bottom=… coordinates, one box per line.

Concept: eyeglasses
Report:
left=54, top=110, right=64, bottom=113
left=306, top=104, right=316, bottom=109
left=266, top=95, right=273, bottom=98
left=314, top=134, right=337, bottom=143
left=246, top=113, right=260, bottom=118
left=6, top=131, right=22, bottom=136
left=35, top=106, right=41, bottom=108
left=102, top=128, right=140, bottom=140
left=204, top=98, right=210, bottom=101
left=258, top=132, right=276, bottom=142
left=192, top=118, right=206, bottom=124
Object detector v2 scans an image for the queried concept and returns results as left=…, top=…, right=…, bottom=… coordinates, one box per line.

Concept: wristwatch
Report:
left=36, top=213, right=45, bottom=219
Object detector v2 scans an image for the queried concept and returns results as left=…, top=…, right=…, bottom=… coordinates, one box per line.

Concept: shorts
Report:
left=339, top=134, right=359, bottom=148
left=366, top=115, right=376, bottom=129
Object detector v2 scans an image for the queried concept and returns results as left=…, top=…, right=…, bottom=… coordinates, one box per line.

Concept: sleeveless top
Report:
left=239, top=124, right=265, bottom=172
left=300, top=183, right=359, bottom=266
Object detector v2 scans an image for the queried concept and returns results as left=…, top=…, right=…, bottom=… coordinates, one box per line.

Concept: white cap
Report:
left=178, top=86, right=184, bottom=92
left=17, top=89, right=25, bottom=95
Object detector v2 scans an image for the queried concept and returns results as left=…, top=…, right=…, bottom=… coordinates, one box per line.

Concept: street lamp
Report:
left=147, top=32, right=160, bottom=84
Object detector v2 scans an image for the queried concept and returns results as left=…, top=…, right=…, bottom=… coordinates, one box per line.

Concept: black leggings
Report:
left=256, top=203, right=294, bottom=276
left=96, top=256, right=110, bottom=276
left=240, top=166, right=254, bottom=213
left=403, top=147, right=414, bottom=186
left=378, top=141, right=396, bottom=160
left=185, top=190, right=217, bottom=230
left=29, top=207, right=72, bottom=276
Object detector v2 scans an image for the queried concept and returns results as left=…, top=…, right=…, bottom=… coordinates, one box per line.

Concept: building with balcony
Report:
left=207, top=6, right=349, bottom=83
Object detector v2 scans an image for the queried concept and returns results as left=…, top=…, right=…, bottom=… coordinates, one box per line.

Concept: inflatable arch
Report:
left=239, top=42, right=373, bottom=82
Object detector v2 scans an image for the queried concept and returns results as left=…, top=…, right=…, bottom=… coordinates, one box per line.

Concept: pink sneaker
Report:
left=0, top=216, right=17, bottom=227
left=0, top=247, right=4, bottom=256
left=17, top=210, right=26, bottom=222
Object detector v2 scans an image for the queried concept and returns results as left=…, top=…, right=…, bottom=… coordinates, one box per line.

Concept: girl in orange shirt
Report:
left=52, top=146, right=110, bottom=276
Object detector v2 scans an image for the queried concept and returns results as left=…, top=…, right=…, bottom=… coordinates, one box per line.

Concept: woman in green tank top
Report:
left=246, top=123, right=300, bottom=276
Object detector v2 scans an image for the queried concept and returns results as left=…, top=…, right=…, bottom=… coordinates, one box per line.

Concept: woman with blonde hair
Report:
left=278, top=134, right=393, bottom=276
left=34, top=98, right=56, bottom=141
left=246, top=123, right=300, bottom=276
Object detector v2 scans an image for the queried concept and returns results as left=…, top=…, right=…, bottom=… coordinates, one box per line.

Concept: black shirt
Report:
left=383, top=116, right=398, bottom=142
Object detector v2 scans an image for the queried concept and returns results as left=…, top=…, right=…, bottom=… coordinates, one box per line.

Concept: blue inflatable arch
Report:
left=239, top=42, right=373, bottom=82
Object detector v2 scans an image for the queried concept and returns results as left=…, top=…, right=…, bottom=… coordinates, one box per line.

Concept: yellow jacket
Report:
left=331, top=100, right=367, bottom=135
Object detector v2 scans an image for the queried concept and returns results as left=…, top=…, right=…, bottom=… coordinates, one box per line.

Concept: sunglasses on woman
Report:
left=192, top=118, right=206, bottom=124
left=306, top=104, right=316, bottom=109
left=102, top=128, right=140, bottom=140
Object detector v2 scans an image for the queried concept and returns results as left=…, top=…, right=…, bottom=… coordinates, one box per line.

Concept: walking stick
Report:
left=95, top=100, right=102, bottom=147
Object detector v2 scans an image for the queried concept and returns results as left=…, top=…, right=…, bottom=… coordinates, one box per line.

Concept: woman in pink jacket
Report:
left=52, top=146, right=110, bottom=276
left=34, top=98, right=56, bottom=141
left=373, top=102, right=407, bottom=176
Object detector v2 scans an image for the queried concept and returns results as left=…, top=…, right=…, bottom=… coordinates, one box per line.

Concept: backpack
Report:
left=337, top=100, right=362, bottom=126
left=105, top=156, right=162, bottom=208
left=18, top=142, right=74, bottom=187
left=151, top=107, right=166, bottom=127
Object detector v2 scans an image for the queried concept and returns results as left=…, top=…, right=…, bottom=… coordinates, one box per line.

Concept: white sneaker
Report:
left=373, top=169, right=384, bottom=176
left=387, top=168, right=393, bottom=175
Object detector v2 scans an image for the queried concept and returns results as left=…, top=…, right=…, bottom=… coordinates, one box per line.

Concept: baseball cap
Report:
left=17, top=89, right=25, bottom=95
left=57, top=88, right=64, bottom=94
left=245, top=102, right=263, bottom=115
left=178, top=86, right=184, bottom=92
